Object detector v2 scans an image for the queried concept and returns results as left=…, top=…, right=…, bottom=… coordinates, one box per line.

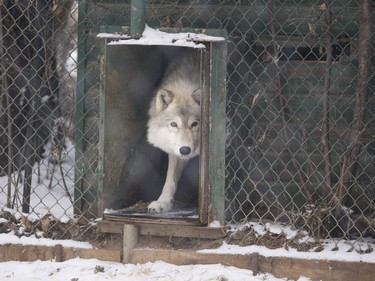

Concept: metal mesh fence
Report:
left=0, top=0, right=80, bottom=238
left=0, top=0, right=374, bottom=247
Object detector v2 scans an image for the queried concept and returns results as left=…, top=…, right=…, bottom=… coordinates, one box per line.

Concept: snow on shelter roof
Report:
left=97, top=25, right=225, bottom=48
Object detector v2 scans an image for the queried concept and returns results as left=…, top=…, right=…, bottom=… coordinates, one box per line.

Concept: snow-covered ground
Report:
left=0, top=258, right=311, bottom=281
left=0, top=138, right=75, bottom=221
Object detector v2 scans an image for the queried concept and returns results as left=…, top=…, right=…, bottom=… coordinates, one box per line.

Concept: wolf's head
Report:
left=147, top=83, right=201, bottom=159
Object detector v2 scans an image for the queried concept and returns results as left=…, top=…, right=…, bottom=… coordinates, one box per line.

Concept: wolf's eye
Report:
left=170, top=122, right=178, bottom=127
left=191, top=121, right=199, bottom=127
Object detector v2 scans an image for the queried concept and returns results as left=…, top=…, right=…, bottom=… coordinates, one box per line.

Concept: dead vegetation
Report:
left=0, top=210, right=98, bottom=242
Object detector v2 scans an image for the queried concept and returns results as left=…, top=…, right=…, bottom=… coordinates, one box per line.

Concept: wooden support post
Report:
left=54, top=244, right=63, bottom=262
left=123, top=224, right=139, bottom=263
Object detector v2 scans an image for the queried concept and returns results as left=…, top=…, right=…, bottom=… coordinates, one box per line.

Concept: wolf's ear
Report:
left=192, top=88, right=201, bottom=105
left=156, top=89, right=174, bottom=111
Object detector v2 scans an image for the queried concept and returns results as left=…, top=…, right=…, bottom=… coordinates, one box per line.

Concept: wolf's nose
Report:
left=179, top=146, right=191, bottom=156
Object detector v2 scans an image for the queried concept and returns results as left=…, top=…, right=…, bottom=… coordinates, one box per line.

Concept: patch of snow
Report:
left=100, top=25, right=225, bottom=48
left=0, top=258, right=309, bottom=281
left=0, top=233, right=92, bottom=249
left=0, top=138, right=75, bottom=220
left=65, top=49, right=77, bottom=78
left=96, top=33, right=130, bottom=39
left=209, top=220, right=222, bottom=227
left=41, top=95, right=50, bottom=103
left=198, top=241, right=375, bottom=263
left=231, top=221, right=309, bottom=241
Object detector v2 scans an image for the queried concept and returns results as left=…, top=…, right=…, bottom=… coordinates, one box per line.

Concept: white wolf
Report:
left=147, top=53, right=201, bottom=213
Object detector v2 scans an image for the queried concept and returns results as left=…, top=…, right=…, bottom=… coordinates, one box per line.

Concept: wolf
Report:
left=147, top=52, right=201, bottom=213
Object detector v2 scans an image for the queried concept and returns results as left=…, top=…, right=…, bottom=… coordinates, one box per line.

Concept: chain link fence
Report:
left=1, top=0, right=375, bottom=249
left=0, top=0, right=81, bottom=239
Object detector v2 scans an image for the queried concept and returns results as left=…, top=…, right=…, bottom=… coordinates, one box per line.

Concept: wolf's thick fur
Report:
left=147, top=53, right=201, bottom=213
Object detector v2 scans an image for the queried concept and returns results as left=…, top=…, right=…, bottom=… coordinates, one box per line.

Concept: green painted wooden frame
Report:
left=97, top=28, right=227, bottom=225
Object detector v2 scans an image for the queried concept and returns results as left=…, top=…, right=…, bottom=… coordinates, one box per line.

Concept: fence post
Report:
left=130, top=0, right=146, bottom=39
left=123, top=224, right=139, bottom=263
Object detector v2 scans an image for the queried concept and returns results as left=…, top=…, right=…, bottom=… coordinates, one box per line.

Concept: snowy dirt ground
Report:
left=0, top=258, right=314, bottom=281
left=0, top=139, right=76, bottom=222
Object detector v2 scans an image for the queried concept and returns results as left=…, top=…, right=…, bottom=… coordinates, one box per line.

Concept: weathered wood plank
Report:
left=0, top=244, right=121, bottom=263
left=98, top=220, right=227, bottom=239
left=207, top=39, right=227, bottom=224
left=102, top=214, right=202, bottom=226
left=258, top=256, right=375, bottom=281
left=123, top=224, right=139, bottom=263
left=131, top=248, right=375, bottom=281
left=139, top=224, right=226, bottom=239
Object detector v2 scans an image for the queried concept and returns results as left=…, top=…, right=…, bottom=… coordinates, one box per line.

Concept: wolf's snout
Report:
left=179, top=146, right=191, bottom=156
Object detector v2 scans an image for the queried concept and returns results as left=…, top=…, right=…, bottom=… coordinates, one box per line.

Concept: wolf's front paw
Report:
left=148, top=200, right=173, bottom=213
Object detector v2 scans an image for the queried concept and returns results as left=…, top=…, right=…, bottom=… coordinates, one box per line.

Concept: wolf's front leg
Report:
left=148, top=154, right=187, bottom=213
